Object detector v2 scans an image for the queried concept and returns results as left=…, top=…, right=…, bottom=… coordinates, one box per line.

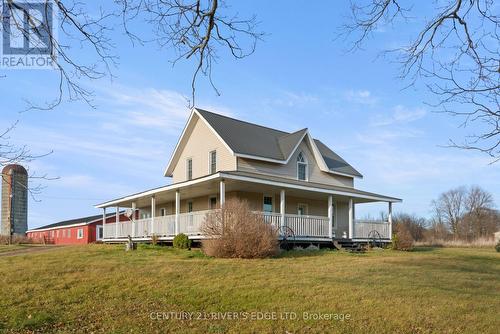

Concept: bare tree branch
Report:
left=341, top=0, right=500, bottom=162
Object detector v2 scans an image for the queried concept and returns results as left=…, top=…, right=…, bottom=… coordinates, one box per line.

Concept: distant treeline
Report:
left=394, top=186, right=500, bottom=242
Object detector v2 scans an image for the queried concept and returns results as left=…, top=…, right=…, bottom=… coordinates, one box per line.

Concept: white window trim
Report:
left=186, top=157, right=193, bottom=180
left=160, top=208, right=167, bottom=216
left=187, top=201, right=193, bottom=213
left=297, top=152, right=309, bottom=181
left=77, top=228, right=84, bottom=239
left=263, top=194, right=274, bottom=213
left=297, top=203, right=309, bottom=216
left=96, top=225, right=103, bottom=240
left=208, top=150, right=217, bottom=174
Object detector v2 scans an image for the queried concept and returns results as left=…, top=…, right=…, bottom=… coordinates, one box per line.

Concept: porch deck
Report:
left=102, top=210, right=391, bottom=242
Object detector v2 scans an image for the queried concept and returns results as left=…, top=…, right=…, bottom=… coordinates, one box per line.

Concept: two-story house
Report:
left=96, top=108, right=401, bottom=243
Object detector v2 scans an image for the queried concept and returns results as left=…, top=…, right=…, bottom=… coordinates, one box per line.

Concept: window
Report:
left=187, top=201, right=193, bottom=213
left=297, top=203, right=308, bottom=216
left=77, top=228, right=84, bottom=239
left=209, top=196, right=217, bottom=209
left=56, top=230, right=59, bottom=238
left=160, top=208, right=166, bottom=216
left=263, top=195, right=273, bottom=213
left=209, top=150, right=217, bottom=174
left=67, top=229, right=71, bottom=238
left=186, top=158, right=193, bottom=180
left=297, top=152, right=308, bottom=181
left=62, top=229, right=66, bottom=238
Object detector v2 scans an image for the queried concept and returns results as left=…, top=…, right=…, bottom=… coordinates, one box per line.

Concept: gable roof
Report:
left=165, top=108, right=362, bottom=178
left=28, top=212, right=121, bottom=232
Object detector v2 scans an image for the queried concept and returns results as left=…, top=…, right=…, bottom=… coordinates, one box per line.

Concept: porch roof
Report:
left=95, top=171, right=401, bottom=209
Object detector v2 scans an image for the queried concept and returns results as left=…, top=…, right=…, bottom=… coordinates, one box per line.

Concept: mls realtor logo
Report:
left=1, top=0, right=57, bottom=69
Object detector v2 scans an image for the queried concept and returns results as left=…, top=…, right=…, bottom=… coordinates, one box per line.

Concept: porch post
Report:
left=151, top=196, right=156, bottom=236
left=328, top=195, right=333, bottom=238
left=388, top=201, right=393, bottom=239
left=219, top=180, right=225, bottom=206
left=131, top=202, right=136, bottom=238
left=175, top=190, right=180, bottom=235
left=348, top=198, right=354, bottom=239
left=115, top=206, right=119, bottom=239
left=102, top=207, right=106, bottom=239
left=280, top=189, right=286, bottom=228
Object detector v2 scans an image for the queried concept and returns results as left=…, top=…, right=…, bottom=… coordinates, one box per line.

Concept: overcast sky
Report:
left=1, top=1, right=499, bottom=228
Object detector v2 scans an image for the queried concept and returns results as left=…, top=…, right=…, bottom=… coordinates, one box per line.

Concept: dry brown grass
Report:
left=201, top=199, right=279, bottom=258
left=415, top=237, right=496, bottom=248
left=0, top=235, right=38, bottom=245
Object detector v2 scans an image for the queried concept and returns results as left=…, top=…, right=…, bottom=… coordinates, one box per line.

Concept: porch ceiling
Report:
left=95, top=171, right=401, bottom=209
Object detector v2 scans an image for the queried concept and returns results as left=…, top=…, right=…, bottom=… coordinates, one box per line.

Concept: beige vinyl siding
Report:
left=172, top=116, right=236, bottom=183
left=237, top=140, right=354, bottom=187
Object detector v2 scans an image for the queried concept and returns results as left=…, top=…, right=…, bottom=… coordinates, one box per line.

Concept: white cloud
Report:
left=344, top=89, right=378, bottom=105
left=264, top=90, right=319, bottom=108
left=371, top=105, right=427, bottom=127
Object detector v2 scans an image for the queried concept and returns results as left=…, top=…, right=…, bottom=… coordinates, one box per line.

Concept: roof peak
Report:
left=195, top=107, right=295, bottom=135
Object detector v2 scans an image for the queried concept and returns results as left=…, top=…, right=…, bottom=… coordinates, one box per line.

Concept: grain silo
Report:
left=1, top=164, right=28, bottom=237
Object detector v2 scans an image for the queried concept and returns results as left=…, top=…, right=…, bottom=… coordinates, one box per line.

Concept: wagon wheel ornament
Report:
left=367, top=230, right=382, bottom=248
left=279, top=226, right=296, bottom=250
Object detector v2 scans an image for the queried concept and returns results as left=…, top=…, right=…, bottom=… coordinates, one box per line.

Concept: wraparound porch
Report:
left=97, top=171, right=400, bottom=243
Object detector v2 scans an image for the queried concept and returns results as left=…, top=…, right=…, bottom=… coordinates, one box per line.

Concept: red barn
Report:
left=27, top=213, right=129, bottom=245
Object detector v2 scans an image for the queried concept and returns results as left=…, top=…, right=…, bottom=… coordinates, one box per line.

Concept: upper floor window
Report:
left=186, top=158, right=193, bottom=180
left=209, top=150, right=217, bottom=174
left=297, top=152, right=308, bottom=181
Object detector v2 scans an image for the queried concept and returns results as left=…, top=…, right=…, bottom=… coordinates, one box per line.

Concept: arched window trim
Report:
left=297, top=152, right=308, bottom=181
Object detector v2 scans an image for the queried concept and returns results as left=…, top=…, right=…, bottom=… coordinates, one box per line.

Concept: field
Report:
left=0, top=245, right=498, bottom=333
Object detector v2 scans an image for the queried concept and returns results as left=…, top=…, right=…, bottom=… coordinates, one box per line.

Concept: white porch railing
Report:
left=285, top=214, right=329, bottom=238
left=103, top=210, right=332, bottom=240
left=354, top=220, right=390, bottom=239
left=178, top=210, right=211, bottom=235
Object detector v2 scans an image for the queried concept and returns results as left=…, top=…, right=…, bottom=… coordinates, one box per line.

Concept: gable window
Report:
left=209, top=150, right=217, bottom=174
left=297, top=152, right=308, bottom=181
left=77, top=228, right=84, bottom=239
left=186, top=158, right=193, bottom=180
left=263, top=195, right=273, bottom=213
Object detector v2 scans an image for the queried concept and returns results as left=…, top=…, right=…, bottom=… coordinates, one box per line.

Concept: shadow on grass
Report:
left=275, top=248, right=341, bottom=259
left=411, top=246, right=442, bottom=252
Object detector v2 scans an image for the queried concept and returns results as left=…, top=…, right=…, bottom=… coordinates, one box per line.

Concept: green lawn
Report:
left=0, top=245, right=498, bottom=333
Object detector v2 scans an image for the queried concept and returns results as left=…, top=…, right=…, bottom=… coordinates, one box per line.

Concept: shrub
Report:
left=173, top=233, right=191, bottom=249
left=392, top=225, right=414, bottom=251
left=495, top=242, right=500, bottom=253
left=201, top=199, right=279, bottom=258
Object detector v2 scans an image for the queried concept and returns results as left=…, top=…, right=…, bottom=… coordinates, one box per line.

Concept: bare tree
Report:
left=1, top=0, right=262, bottom=109
left=431, top=186, right=467, bottom=236
left=0, top=122, right=55, bottom=199
left=432, top=185, right=497, bottom=239
left=342, top=0, right=500, bottom=162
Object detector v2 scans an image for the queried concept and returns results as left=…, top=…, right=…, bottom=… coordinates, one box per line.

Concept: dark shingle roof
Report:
left=196, top=108, right=362, bottom=177
left=314, top=139, right=362, bottom=177
left=30, top=212, right=118, bottom=231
